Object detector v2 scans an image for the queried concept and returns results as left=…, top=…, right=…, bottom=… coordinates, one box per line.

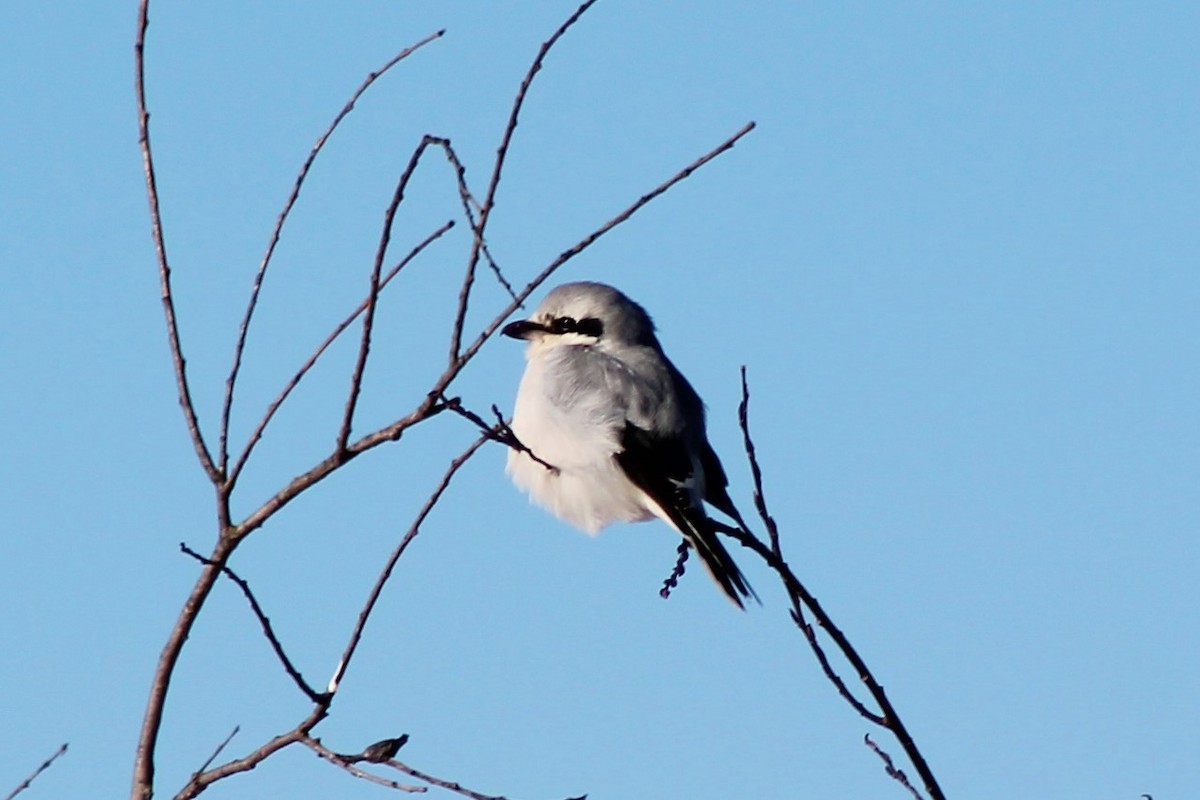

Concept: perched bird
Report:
left=502, top=281, right=755, bottom=607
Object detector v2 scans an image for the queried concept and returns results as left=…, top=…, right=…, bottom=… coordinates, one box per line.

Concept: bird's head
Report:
left=502, top=281, right=658, bottom=352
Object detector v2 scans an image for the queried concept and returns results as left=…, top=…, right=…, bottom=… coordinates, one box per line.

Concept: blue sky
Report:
left=1, top=2, right=1197, bottom=799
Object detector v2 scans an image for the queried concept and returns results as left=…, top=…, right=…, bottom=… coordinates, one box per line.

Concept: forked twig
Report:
left=135, top=1, right=758, bottom=797
left=191, top=727, right=240, bottom=780
left=232, top=122, right=756, bottom=543
left=326, top=434, right=491, bottom=694
left=230, top=220, right=455, bottom=484
left=441, top=397, right=558, bottom=472
left=221, top=29, right=445, bottom=473
left=448, top=0, right=600, bottom=363
left=179, top=544, right=324, bottom=703
left=4, top=743, right=68, bottom=800
left=731, top=370, right=945, bottom=800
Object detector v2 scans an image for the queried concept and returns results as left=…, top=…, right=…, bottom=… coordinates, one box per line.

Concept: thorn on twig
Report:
left=659, top=539, right=690, bottom=599
left=362, top=735, right=409, bottom=764
left=865, top=735, right=926, bottom=800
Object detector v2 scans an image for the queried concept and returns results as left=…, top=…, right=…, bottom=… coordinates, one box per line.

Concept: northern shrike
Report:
left=502, top=281, right=755, bottom=608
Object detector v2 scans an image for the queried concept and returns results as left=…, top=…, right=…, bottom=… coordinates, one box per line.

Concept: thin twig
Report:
left=174, top=712, right=321, bottom=800
left=135, top=0, right=219, bottom=485
left=220, top=29, right=445, bottom=474
left=179, top=543, right=324, bottom=703
left=440, top=397, right=558, bottom=472
left=304, top=736, right=426, bottom=793
left=337, top=139, right=434, bottom=453
left=448, top=0, right=599, bottom=363
left=385, top=760, right=514, bottom=800
left=4, top=743, right=68, bottom=800
left=733, top=373, right=945, bottom=800
left=424, top=137, right=518, bottom=303
left=326, top=434, right=490, bottom=695
left=232, top=122, right=756, bottom=543
left=737, top=366, right=780, bottom=555
left=865, top=735, right=926, bottom=800
left=230, top=220, right=454, bottom=485
left=449, top=120, right=759, bottom=383
left=192, top=727, right=240, bottom=779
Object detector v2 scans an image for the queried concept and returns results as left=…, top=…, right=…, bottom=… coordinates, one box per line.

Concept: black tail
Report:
left=677, top=506, right=757, bottom=609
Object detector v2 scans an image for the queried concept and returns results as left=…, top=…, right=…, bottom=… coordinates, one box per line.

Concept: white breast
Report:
left=506, top=347, right=654, bottom=534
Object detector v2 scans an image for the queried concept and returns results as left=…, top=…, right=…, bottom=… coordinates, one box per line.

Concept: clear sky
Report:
left=1, top=2, right=1196, bottom=799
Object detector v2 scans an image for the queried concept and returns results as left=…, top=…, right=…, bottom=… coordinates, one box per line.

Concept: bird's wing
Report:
left=615, top=422, right=756, bottom=608
left=698, top=441, right=752, bottom=532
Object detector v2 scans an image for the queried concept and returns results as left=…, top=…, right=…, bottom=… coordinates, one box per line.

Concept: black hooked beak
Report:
left=502, top=319, right=546, bottom=340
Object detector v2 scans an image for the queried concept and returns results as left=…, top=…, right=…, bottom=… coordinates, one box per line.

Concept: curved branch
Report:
left=135, top=0, right=219, bottom=484
left=448, top=0, right=599, bottom=362
left=230, top=220, right=455, bottom=486
left=731, top=369, right=945, bottom=800
left=221, top=29, right=445, bottom=473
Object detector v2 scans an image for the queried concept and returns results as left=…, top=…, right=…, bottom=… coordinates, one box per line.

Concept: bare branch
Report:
left=191, top=727, right=240, bottom=782
left=449, top=120, right=758, bottom=381
left=732, top=372, right=946, bottom=800
left=230, top=220, right=455, bottom=486
left=865, top=735, right=926, bottom=800
left=424, top=137, right=519, bottom=303
left=448, top=0, right=599, bottom=362
left=326, top=434, right=489, bottom=694
left=135, top=532, right=238, bottom=800
left=304, top=737, right=426, bottom=793
left=737, top=366, right=780, bottom=555
left=135, top=0, right=219, bottom=484
left=441, top=397, right=558, bottom=472
left=4, top=743, right=68, bottom=800
left=234, top=121, right=755, bottom=542
left=174, top=712, right=321, bottom=800
left=337, top=137, right=438, bottom=453
left=221, top=29, right=445, bottom=473
left=179, top=544, right=324, bottom=703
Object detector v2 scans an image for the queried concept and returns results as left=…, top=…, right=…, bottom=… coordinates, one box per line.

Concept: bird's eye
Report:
left=550, top=316, right=578, bottom=334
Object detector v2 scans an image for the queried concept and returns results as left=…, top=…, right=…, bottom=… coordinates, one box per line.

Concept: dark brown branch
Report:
left=220, top=29, right=444, bottom=473
left=135, top=0, right=219, bottom=485
left=179, top=543, right=324, bottom=703
left=732, top=371, right=945, bottom=800
left=326, top=434, right=490, bottom=694
left=865, top=735, right=926, bottom=800
left=448, top=0, right=599, bottom=362
left=230, top=220, right=455, bottom=486
left=4, top=743, right=68, bottom=800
